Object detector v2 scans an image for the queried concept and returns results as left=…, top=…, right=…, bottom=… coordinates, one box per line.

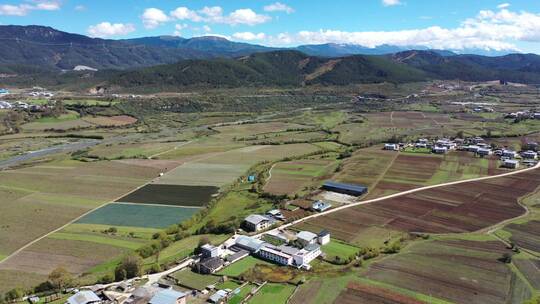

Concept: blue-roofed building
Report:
left=149, top=289, right=186, bottom=304
left=234, top=235, right=265, bottom=253
left=0, top=89, right=10, bottom=95
left=321, top=181, right=367, bottom=196
left=247, top=175, right=256, bottom=182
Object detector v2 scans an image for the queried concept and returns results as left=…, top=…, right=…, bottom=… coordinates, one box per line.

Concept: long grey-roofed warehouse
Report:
left=321, top=181, right=368, bottom=196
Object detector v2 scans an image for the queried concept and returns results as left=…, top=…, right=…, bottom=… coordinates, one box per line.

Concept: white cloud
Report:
left=170, top=7, right=202, bottom=22
left=264, top=2, right=294, bottom=14
left=497, top=3, right=510, bottom=9
left=203, top=25, right=212, bottom=32
left=173, top=23, right=188, bottom=36
left=227, top=8, right=271, bottom=25
left=0, top=0, right=60, bottom=16
left=142, top=8, right=169, bottom=29
left=263, top=7, right=540, bottom=52
left=143, top=5, right=271, bottom=27
left=233, top=31, right=266, bottom=41
left=87, top=22, right=135, bottom=38
left=74, top=5, right=86, bottom=11
left=382, top=0, right=401, bottom=7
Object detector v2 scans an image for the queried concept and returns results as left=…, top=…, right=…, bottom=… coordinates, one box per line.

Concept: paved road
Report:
left=0, top=139, right=100, bottom=170
left=144, top=258, right=194, bottom=287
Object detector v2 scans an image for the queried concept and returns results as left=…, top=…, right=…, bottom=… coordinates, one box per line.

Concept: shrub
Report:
left=115, top=255, right=143, bottom=280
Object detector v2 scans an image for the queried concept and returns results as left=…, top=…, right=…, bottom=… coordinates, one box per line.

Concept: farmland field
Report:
left=247, top=283, right=296, bottom=304
left=263, top=158, right=338, bottom=195
left=0, top=236, right=128, bottom=278
left=321, top=239, right=361, bottom=262
left=333, top=281, right=426, bottom=304
left=157, top=143, right=321, bottom=187
left=217, top=256, right=272, bottom=277
left=170, top=268, right=220, bottom=290
left=0, top=159, right=162, bottom=257
left=503, top=220, right=540, bottom=254
left=76, top=203, right=200, bottom=228
left=296, top=169, right=540, bottom=243
left=116, top=184, right=218, bottom=206
left=365, top=238, right=531, bottom=304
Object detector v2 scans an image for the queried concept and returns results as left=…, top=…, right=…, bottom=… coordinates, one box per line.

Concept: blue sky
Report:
left=2, top=0, right=540, bottom=52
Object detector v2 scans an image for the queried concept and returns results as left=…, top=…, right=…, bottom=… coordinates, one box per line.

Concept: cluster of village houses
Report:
left=384, top=136, right=538, bottom=169
left=505, top=109, right=540, bottom=120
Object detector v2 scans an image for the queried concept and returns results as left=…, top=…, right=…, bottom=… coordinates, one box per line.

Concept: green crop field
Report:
left=171, top=268, right=220, bottom=290
left=321, top=239, right=361, bottom=261
left=217, top=256, right=272, bottom=277
left=229, top=283, right=257, bottom=304
left=48, top=232, right=145, bottom=250
left=248, top=283, right=296, bottom=304
left=77, top=203, right=201, bottom=228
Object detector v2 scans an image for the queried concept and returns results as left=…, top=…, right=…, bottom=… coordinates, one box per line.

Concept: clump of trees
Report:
left=115, top=255, right=143, bottom=281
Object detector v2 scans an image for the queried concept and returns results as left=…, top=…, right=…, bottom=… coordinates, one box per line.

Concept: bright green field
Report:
left=322, top=240, right=360, bottom=261
left=217, top=256, right=272, bottom=277
left=62, top=223, right=161, bottom=240
left=248, top=283, right=296, bottom=304
left=48, top=232, right=145, bottom=250
left=229, top=283, right=257, bottom=304
left=171, top=268, right=220, bottom=290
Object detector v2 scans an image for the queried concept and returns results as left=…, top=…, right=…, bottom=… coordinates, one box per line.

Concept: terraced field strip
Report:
left=259, top=162, right=540, bottom=240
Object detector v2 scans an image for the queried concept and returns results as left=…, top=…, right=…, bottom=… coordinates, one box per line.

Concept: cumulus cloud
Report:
left=233, top=31, right=266, bottom=41
left=203, top=25, right=212, bottom=32
left=263, top=7, right=540, bottom=51
left=264, top=2, right=294, bottom=14
left=497, top=3, right=510, bottom=9
left=382, top=0, right=401, bottom=7
left=173, top=23, right=188, bottom=36
left=142, top=8, right=169, bottom=29
left=0, top=0, right=60, bottom=16
left=142, top=5, right=271, bottom=28
left=87, top=22, right=135, bottom=38
left=170, top=7, right=202, bottom=22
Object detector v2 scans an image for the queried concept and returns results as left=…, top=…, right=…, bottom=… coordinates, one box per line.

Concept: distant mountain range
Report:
left=104, top=50, right=540, bottom=91
left=0, top=25, right=521, bottom=73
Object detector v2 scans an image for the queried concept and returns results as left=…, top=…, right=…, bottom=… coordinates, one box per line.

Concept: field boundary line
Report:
left=149, top=140, right=192, bottom=159
left=255, top=162, right=540, bottom=238
left=114, top=201, right=204, bottom=209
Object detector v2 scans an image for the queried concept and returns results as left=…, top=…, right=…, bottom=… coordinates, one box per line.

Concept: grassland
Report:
left=321, top=239, right=361, bottom=262
left=247, top=283, right=296, bottom=304
left=171, top=268, right=220, bottom=290
left=217, top=256, right=272, bottom=277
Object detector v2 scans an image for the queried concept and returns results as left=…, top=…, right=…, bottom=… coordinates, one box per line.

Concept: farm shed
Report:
left=322, top=181, right=367, bottom=196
